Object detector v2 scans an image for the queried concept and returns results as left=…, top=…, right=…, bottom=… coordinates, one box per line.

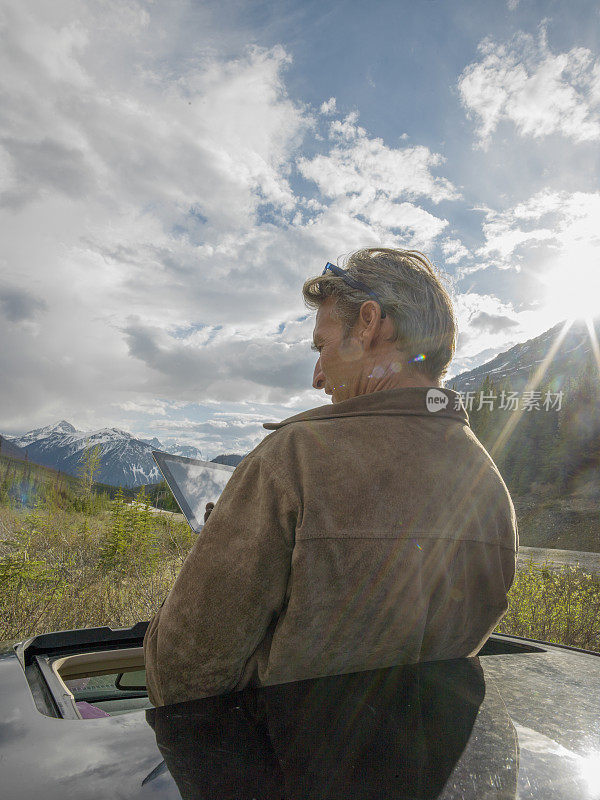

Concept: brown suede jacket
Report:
left=144, top=388, right=517, bottom=707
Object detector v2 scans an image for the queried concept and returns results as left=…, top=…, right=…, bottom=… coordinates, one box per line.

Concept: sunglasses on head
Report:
left=321, top=262, right=386, bottom=318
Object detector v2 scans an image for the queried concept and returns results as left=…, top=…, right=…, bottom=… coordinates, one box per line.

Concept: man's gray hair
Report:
left=302, top=248, right=457, bottom=382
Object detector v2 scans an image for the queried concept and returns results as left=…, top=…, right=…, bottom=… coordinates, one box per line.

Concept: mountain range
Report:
left=447, top=318, right=599, bottom=394
left=2, top=421, right=206, bottom=488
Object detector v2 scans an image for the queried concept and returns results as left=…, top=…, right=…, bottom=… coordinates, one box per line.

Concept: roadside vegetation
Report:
left=0, top=456, right=193, bottom=641
left=0, top=445, right=599, bottom=652
left=497, top=561, right=600, bottom=651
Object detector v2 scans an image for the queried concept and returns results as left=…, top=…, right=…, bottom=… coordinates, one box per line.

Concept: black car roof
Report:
left=2, top=632, right=600, bottom=799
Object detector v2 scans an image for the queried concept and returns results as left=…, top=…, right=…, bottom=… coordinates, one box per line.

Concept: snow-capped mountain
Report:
left=12, top=420, right=79, bottom=447
left=167, top=444, right=205, bottom=460
left=6, top=422, right=204, bottom=487
left=447, top=317, right=600, bottom=394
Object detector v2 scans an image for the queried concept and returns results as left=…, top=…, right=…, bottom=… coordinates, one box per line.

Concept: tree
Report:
left=78, top=442, right=102, bottom=495
left=101, top=486, right=127, bottom=570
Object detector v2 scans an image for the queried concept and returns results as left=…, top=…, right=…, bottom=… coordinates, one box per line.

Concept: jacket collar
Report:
left=263, top=388, right=469, bottom=430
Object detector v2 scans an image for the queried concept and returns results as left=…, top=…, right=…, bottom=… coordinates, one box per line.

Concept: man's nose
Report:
left=313, top=358, right=325, bottom=390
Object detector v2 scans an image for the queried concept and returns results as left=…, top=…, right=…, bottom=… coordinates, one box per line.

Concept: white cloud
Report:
left=320, top=97, right=337, bottom=115
left=445, top=288, right=528, bottom=381
left=113, top=399, right=177, bottom=416
left=441, top=238, right=471, bottom=265
left=122, top=318, right=318, bottom=405
left=300, top=113, right=460, bottom=204
left=0, top=1, right=314, bottom=430
left=453, top=291, right=520, bottom=351
left=469, top=189, right=600, bottom=332
left=446, top=186, right=600, bottom=372
left=0, top=0, right=462, bottom=443
left=479, top=221, right=554, bottom=262
left=478, top=189, right=600, bottom=264
left=146, top=414, right=270, bottom=456
left=296, top=112, right=457, bottom=250
left=459, top=29, right=600, bottom=145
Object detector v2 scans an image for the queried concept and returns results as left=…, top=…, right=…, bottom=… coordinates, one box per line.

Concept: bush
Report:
left=0, top=491, right=195, bottom=641
left=497, top=562, right=600, bottom=651
left=100, top=486, right=160, bottom=575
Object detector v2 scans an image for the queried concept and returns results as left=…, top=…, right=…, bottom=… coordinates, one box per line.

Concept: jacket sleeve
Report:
left=143, top=449, right=296, bottom=707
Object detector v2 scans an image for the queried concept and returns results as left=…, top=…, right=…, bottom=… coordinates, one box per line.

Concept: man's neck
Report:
left=330, top=359, right=441, bottom=403
left=359, top=356, right=440, bottom=394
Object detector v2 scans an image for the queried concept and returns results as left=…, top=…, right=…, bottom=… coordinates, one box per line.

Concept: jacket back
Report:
left=144, top=388, right=518, bottom=706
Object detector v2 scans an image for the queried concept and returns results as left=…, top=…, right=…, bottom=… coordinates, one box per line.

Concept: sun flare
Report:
left=540, top=255, right=600, bottom=324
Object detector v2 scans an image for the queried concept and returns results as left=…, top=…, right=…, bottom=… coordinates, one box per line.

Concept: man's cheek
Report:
left=340, top=341, right=362, bottom=362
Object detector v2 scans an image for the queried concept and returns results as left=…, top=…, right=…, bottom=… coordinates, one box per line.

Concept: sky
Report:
left=1, top=0, right=600, bottom=457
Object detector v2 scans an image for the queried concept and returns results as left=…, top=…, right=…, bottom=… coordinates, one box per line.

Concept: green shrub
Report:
left=497, top=562, right=600, bottom=651
left=0, top=490, right=194, bottom=641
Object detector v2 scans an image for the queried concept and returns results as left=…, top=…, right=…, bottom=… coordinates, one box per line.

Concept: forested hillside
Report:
left=458, top=353, right=600, bottom=498
left=452, top=353, right=600, bottom=552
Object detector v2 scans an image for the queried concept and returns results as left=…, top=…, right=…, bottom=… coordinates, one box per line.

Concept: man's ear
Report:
left=358, top=300, right=383, bottom=346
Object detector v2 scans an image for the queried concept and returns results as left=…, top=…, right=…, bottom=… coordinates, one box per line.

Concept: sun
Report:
left=539, top=252, right=600, bottom=324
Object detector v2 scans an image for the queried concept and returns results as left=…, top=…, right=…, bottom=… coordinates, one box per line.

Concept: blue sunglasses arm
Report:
left=321, top=263, right=386, bottom=318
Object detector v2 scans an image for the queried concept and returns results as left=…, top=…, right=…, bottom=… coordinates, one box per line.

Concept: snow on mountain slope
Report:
left=162, top=443, right=204, bottom=460
left=6, top=422, right=204, bottom=487
left=447, top=318, right=600, bottom=394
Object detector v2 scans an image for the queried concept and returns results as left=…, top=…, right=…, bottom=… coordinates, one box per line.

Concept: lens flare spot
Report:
left=579, top=750, right=600, bottom=796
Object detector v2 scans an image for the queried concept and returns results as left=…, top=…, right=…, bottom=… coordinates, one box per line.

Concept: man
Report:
left=144, top=247, right=517, bottom=707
